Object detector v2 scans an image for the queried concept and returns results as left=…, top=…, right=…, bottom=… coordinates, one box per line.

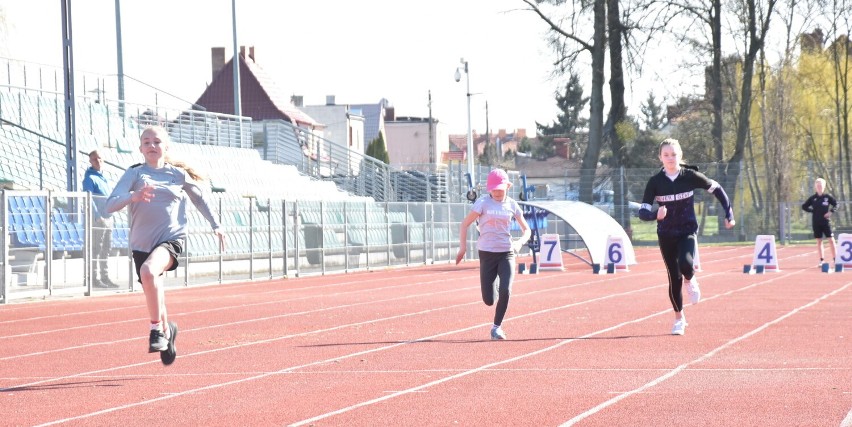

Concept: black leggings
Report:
left=657, top=234, right=696, bottom=313
left=478, top=250, right=515, bottom=326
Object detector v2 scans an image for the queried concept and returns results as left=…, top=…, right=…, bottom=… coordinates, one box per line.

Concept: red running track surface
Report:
left=2, top=245, right=851, bottom=426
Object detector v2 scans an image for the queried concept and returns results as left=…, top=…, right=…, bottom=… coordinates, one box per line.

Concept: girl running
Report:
left=106, top=125, right=225, bottom=364
left=456, top=169, right=531, bottom=340
left=637, top=138, right=735, bottom=336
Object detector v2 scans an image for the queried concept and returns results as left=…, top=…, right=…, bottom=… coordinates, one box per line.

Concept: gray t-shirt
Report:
left=106, top=163, right=220, bottom=252
left=471, top=195, right=522, bottom=252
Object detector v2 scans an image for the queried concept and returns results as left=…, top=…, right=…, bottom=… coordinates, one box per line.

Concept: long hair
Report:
left=659, top=138, right=698, bottom=171
left=141, top=125, right=206, bottom=181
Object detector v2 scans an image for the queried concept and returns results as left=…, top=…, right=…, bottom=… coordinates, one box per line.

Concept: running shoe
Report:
left=685, top=277, right=701, bottom=305
left=148, top=328, right=168, bottom=353
left=491, top=326, right=506, bottom=340
left=671, top=318, right=687, bottom=335
left=160, top=321, right=178, bottom=366
left=101, top=278, right=120, bottom=288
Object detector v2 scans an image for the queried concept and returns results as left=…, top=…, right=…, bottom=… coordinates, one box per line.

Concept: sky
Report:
left=0, top=0, right=698, bottom=135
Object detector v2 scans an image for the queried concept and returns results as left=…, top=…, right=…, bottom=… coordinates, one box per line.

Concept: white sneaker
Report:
left=685, top=277, right=701, bottom=305
left=671, top=318, right=687, bottom=335
left=491, top=326, right=506, bottom=340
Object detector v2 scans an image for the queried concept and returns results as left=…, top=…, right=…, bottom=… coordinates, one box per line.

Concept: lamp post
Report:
left=454, top=58, right=475, bottom=195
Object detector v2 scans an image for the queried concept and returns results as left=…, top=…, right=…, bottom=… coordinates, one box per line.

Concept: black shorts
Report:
left=132, top=240, right=183, bottom=283
left=813, top=223, right=834, bottom=239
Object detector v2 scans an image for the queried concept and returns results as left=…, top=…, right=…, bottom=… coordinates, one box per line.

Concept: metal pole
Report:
left=464, top=61, right=474, bottom=187
left=114, top=0, right=125, bottom=119
left=61, top=0, right=78, bottom=192
left=231, top=0, right=242, bottom=116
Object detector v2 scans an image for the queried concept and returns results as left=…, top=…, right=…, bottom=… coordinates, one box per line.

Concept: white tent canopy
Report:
left=519, top=200, right=636, bottom=268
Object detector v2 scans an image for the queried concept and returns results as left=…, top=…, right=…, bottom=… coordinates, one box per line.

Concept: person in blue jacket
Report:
left=637, top=139, right=735, bottom=336
left=82, top=149, right=118, bottom=288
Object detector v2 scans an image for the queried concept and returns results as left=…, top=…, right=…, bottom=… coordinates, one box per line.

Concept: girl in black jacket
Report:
left=638, top=139, right=735, bottom=335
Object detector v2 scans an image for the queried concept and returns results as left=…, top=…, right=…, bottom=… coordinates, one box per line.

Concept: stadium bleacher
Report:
left=0, top=87, right=372, bottom=268
left=1, top=83, right=469, bottom=301
left=1, top=88, right=366, bottom=203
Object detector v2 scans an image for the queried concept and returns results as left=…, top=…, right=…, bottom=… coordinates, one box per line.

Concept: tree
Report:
left=641, top=0, right=777, bottom=234
left=517, top=137, right=533, bottom=155
left=479, top=138, right=499, bottom=166
left=723, top=0, right=779, bottom=236
left=792, top=29, right=852, bottom=224
left=536, top=73, right=589, bottom=138
left=625, top=118, right=663, bottom=168
left=522, top=0, right=607, bottom=206
left=640, top=92, right=666, bottom=131
left=365, top=133, right=389, bottom=164
left=602, top=0, right=636, bottom=228
left=536, top=72, right=589, bottom=162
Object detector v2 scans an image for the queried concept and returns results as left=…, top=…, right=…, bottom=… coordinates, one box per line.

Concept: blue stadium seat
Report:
left=111, top=226, right=129, bottom=249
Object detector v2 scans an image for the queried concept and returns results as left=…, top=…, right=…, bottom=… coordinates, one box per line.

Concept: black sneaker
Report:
left=93, top=280, right=109, bottom=289
left=102, top=278, right=120, bottom=288
left=149, top=328, right=168, bottom=353
left=160, top=322, right=178, bottom=366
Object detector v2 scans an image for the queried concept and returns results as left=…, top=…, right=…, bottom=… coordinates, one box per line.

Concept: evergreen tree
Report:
left=536, top=73, right=589, bottom=138
left=365, top=133, right=390, bottom=164
left=479, top=139, right=499, bottom=166
left=517, top=137, right=533, bottom=155
left=640, top=92, right=667, bottom=131
left=534, top=73, right=589, bottom=160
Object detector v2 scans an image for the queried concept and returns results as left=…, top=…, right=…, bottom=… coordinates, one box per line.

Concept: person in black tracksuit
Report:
left=638, top=139, right=735, bottom=336
left=801, top=178, right=837, bottom=266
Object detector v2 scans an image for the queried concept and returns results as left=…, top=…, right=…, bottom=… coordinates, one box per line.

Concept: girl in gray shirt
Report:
left=456, top=169, right=531, bottom=340
left=106, top=126, right=225, bottom=364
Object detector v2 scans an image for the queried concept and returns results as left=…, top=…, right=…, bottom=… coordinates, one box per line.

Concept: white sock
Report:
left=150, top=322, right=168, bottom=339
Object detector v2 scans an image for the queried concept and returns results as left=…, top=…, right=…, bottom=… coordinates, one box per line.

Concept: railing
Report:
left=260, top=120, right=466, bottom=203
left=1, top=59, right=836, bottom=252
left=0, top=190, right=486, bottom=304
left=0, top=87, right=252, bottom=151
left=1, top=183, right=833, bottom=305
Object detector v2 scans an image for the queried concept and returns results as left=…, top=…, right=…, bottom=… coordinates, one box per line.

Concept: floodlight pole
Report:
left=454, top=58, right=474, bottom=188
left=61, top=0, right=77, bottom=192
left=115, top=0, right=125, bottom=118
left=231, top=0, right=241, bottom=116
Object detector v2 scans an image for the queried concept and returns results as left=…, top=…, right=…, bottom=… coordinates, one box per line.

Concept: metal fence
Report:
left=583, top=162, right=849, bottom=245
left=0, top=190, right=489, bottom=304
left=2, top=177, right=839, bottom=305
left=2, top=58, right=846, bottom=305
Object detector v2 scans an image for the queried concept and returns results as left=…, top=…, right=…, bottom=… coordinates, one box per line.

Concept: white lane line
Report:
left=23, top=251, right=744, bottom=423
left=22, top=249, right=760, bottom=424
left=840, top=407, right=852, bottom=427
left=1, top=262, right=653, bottom=360
left=560, top=281, right=851, bottom=426
left=0, top=270, right=461, bottom=332
left=295, top=264, right=842, bottom=426
left=6, top=271, right=657, bottom=387
left=30, top=283, right=664, bottom=426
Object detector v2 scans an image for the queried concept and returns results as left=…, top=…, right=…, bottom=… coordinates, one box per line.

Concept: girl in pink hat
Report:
left=456, top=169, right=531, bottom=340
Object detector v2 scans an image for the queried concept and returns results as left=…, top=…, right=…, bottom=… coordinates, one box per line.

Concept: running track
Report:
left=2, top=245, right=851, bottom=426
